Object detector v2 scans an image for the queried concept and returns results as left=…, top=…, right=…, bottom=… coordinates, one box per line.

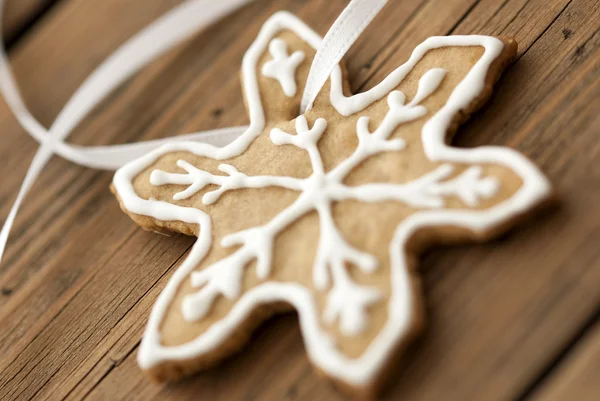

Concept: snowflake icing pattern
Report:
left=150, top=68, right=500, bottom=336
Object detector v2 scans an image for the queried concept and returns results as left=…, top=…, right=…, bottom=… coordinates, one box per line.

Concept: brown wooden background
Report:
left=0, top=0, right=598, bottom=400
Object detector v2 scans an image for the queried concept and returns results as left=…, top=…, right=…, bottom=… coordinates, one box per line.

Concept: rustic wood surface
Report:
left=1, top=0, right=53, bottom=44
left=0, top=0, right=598, bottom=400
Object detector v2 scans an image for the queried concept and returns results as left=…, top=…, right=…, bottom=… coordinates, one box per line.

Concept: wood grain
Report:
left=2, top=0, right=54, bottom=43
left=530, top=321, right=600, bottom=401
left=0, top=0, right=598, bottom=400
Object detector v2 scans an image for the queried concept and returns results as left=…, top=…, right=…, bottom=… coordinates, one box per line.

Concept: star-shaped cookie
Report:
left=111, top=11, right=552, bottom=397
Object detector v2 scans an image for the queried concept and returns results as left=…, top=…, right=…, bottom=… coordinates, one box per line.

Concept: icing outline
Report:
left=112, top=11, right=551, bottom=386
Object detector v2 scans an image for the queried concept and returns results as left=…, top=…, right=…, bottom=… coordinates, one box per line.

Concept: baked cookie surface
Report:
left=111, top=11, right=551, bottom=397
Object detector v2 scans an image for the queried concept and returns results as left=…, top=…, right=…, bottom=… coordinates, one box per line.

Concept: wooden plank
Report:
left=2, top=0, right=54, bottom=43
left=0, top=0, right=597, bottom=400
left=361, top=0, right=575, bottom=90
left=530, top=321, right=600, bottom=401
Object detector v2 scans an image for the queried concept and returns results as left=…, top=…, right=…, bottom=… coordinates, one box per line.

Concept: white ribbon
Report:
left=0, top=0, right=387, bottom=262
left=300, top=0, right=388, bottom=112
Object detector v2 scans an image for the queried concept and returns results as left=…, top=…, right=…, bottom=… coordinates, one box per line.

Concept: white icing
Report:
left=150, top=160, right=302, bottom=203
left=112, top=11, right=552, bottom=387
left=408, top=68, right=447, bottom=106
left=347, top=164, right=500, bottom=208
left=261, top=38, right=305, bottom=97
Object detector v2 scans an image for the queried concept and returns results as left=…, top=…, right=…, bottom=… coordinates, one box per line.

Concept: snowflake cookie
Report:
left=111, top=11, right=552, bottom=397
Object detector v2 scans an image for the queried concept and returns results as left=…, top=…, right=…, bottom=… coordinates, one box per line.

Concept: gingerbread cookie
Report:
left=111, top=11, right=552, bottom=397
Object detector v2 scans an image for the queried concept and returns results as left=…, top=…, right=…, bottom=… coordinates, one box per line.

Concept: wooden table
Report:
left=0, top=0, right=598, bottom=400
